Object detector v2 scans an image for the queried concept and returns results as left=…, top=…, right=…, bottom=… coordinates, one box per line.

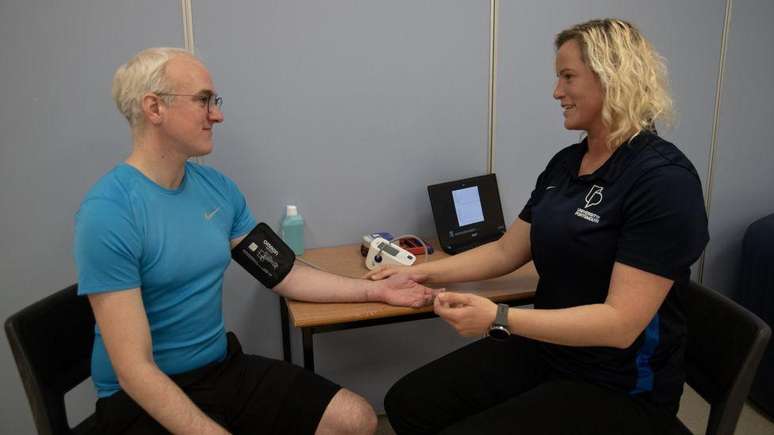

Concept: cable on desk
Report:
left=296, top=257, right=326, bottom=272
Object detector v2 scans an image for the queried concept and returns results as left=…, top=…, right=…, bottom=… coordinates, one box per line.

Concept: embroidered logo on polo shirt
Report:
left=584, top=185, right=604, bottom=208
left=204, top=207, right=220, bottom=220
left=575, top=185, right=603, bottom=223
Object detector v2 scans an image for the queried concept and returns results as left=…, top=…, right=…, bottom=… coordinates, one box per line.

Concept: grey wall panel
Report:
left=494, top=1, right=724, bottom=225
left=192, top=0, right=490, bottom=411
left=702, top=0, right=774, bottom=295
left=193, top=0, right=490, bottom=244
left=0, top=1, right=183, bottom=432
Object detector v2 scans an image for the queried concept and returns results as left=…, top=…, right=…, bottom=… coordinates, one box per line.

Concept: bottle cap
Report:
left=286, top=205, right=298, bottom=216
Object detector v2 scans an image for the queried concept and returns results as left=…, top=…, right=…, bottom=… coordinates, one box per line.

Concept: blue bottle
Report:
left=281, top=205, right=305, bottom=255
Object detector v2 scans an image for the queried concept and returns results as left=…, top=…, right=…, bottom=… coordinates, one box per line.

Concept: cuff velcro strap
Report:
left=231, top=223, right=296, bottom=288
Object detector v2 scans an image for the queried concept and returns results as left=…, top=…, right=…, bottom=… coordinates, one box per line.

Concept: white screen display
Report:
left=452, top=186, right=484, bottom=227
left=378, top=242, right=400, bottom=256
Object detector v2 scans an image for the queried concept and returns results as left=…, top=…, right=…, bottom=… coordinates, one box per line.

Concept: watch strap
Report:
left=494, top=303, right=509, bottom=327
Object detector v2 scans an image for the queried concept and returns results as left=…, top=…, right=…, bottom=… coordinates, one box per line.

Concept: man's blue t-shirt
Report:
left=74, top=162, right=256, bottom=397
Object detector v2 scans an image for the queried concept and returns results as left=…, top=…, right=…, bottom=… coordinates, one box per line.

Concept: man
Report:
left=74, top=47, right=435, bottom=435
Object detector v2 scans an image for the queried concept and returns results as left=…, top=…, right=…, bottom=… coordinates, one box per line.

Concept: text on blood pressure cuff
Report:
left=231, top=223, right=295, bottom=288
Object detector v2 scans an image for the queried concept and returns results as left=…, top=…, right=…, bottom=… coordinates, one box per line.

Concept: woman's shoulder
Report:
left=543, top=140, right=585, bottom=172
left=629, top=132, right=700, bottom=178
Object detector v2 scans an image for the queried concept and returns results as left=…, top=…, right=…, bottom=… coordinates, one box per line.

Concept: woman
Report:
left=368, top=19, right=708, bottom=434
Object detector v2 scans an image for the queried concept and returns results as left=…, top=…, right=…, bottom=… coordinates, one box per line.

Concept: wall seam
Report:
left=181, top=0, right=202, bottom=164
left=697, top=0, right=733, bottom=284
left=181, top=0, right=195, bottom=53
left=486, top=0, right=498, bottom=174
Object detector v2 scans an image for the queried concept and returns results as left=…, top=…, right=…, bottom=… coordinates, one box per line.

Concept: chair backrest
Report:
left=5, top=284, right=95, bottom=435
left=682, top=280, right=771, bottom=435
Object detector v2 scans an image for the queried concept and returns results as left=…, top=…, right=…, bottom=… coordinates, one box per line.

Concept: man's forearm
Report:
left=274, top=264, right=382, bottom=302
left=118, top=363, right=229, bottom=435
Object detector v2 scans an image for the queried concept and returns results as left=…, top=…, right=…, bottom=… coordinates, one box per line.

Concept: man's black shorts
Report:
left=94, top=332, right=341, bottom=435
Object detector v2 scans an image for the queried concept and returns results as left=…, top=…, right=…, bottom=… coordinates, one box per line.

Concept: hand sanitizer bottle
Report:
left=281, top=205, right=305, bottom=255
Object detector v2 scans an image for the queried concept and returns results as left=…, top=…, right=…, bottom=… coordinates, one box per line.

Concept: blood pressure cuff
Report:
left=231, top=223, right=296, bottom=288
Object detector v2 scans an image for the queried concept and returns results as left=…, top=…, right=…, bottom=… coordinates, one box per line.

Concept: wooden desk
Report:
left=280, top=242, right=539, bottom=371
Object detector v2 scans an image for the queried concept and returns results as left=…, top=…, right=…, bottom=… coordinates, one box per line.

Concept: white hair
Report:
left=111, top=47, right=194, bottom=131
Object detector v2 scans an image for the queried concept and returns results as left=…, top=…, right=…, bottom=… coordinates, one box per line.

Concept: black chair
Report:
left=736, top=213, right=774, bottom=417
left=677, top=280, right=771, bottom=435
left=5, top=284, right=97, bottom=435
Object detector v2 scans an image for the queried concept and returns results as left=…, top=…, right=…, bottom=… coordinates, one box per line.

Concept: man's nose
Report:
left=209, top=105, right=224, bottom=123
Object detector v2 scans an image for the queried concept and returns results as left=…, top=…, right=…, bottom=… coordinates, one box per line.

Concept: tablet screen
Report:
left=452, top=186, right=485, bottom=227
left=428, top=174, right=506, bottom=254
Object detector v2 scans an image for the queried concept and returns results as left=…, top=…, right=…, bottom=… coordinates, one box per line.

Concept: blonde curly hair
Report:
left=555, top=19, right=674, bottom=148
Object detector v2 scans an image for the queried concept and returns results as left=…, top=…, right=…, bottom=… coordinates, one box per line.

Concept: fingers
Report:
left=413, top=287, right=440, bottom=307
left=434, top=292, right=486, bottom=337
left=364, top=267, right=401, bottom=280
left=363, top=267, right=388, bottom=279
left=434, top=299, right=463, bottom=334
left=433, top=294, right=444, bottom=314
left=412, top=291, right=433, bottom=308
left=364, top=266, right=426, bottom=283
left=378, top=280, right=444, bottom=308
left=387, top=285, right=438, bottom=308
left=434, top=293, right=464, bottom=318
left=409, top=288, right=429, bottom=308
left=435, top=292, right=471, bottom=308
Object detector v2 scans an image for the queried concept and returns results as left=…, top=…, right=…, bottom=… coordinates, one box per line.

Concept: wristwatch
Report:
left=488, top=303, right=511, bottom=340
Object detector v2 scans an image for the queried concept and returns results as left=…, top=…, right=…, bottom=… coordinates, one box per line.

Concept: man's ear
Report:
left=141, top=93, right=164, bottom=126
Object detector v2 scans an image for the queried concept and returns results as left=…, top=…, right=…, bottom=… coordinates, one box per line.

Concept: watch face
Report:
left=488, top=326, right=510, bottom=340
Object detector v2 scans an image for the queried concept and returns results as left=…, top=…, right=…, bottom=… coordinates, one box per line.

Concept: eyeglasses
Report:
left=156, top=92, right=223, bottom=113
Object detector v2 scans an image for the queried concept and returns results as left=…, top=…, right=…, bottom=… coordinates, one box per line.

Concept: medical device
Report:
left=365, top=237, right=417, bottom=270
left=361, top=232, right=394, bottom=256
left=232, top=223, right=296, bottom=288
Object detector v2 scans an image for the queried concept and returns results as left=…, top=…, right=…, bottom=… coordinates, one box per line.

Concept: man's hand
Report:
left=368, top=273, right=441, bottom=307
left=433, top=292, right=498, bottom=337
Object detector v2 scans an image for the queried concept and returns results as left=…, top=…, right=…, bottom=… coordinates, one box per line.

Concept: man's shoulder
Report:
left=186, top=161, right=226, bottom=178
left=186, top=161, right=234, bottom=186
left=185, top=162, right=244, bottom=199
left=80, top=164, right=141, bottom=210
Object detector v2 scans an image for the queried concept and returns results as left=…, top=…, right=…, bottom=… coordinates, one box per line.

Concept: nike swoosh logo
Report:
left=546, top=186, right=557, bottom=190
left=204, top=207, right=220, bottom=220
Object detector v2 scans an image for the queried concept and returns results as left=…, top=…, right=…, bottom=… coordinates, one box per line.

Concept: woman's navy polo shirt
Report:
left=519, top=131, right=709, bottom=411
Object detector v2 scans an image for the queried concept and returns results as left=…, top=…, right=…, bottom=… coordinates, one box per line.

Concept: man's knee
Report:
left=316, top=389, right=377, bottom=435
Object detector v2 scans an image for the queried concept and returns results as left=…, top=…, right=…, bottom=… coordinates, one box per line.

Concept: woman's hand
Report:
left=364, top=265, right=428, bottom=283
left=434, top=292, right=498, bottom=337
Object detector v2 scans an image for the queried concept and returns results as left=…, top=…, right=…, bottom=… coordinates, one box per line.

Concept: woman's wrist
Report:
left=413, top=263, right=435, bottom=284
